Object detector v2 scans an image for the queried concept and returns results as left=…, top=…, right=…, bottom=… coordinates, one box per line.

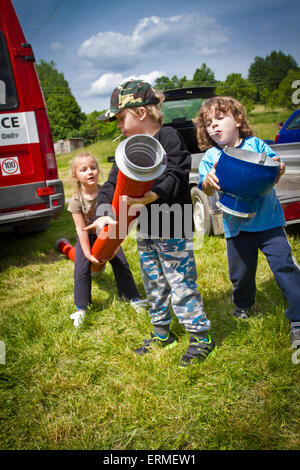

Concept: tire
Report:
left=191, top=186, right=212, bottom=235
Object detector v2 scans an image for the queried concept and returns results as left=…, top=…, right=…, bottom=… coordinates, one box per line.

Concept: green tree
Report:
left=154, top=76, right=175, bottom=91
left=266, top=68, right=300, bottom=109
left=36, top=60, right=85, bottom=141
left=45, top=89, right=85, bottom=141
left=192, top=63, right=217, bottom=86
left=79, top=110, right=118, bottom=144
left=154, top=74, right=195, bottom=91
left=216, top=73, right=256, bottom=112
left=248, top=51, right=298, bottom=100
left=247, top=56, right=267, bottom=101
left=36, top=60, right=70, bottom=101
left=169, top=75, right=195, bottom=88
left=155, top=64, right=217, bottom=91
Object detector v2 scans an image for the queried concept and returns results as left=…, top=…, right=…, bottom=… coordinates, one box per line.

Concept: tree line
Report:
left=36, top=51, right=300, bottom=143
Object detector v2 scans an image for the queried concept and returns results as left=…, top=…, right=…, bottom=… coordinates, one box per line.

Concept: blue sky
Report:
left=12, top=0, right=300, bottom=114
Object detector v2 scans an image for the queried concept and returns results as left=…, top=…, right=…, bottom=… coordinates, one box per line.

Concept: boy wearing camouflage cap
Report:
left=91, top=79, right=215, bottom=367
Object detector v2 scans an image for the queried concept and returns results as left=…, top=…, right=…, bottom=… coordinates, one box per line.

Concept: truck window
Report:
left=0, top=31, right=18, bottom=110
left=162, top=98, right=204, bottom=124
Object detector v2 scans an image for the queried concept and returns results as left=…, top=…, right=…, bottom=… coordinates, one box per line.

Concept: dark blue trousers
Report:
left=74, top=233, right=140, bottom=308
left=226, top=227, right=300, bottom=323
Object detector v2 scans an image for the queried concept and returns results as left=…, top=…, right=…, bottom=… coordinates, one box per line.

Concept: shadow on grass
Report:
left=0, top=207, right=75, bottom=272
left=286, top=224, right=300, bottom=239
left=92, top=234, right=294, bottom=349
left=90, top=270, right=145, bottom=312
left=201, top=274, right=290, bottom=350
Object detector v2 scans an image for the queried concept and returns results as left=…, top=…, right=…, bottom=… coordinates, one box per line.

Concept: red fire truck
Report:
left=0, top=0, right=64, bottom=234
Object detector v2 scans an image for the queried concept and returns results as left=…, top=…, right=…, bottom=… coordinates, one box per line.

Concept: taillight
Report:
left=36, top=186, right=55, bottom=197
left=282, top=202, right=300, bottom=221
left=34, top=109, right=58, bottom=180
left=275, top=133, right=279, bottom=144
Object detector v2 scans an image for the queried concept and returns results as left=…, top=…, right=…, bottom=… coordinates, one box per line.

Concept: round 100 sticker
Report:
left=0, top=157, right=20, bottom=176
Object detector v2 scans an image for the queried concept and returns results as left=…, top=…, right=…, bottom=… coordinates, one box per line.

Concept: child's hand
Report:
left=93, top=246, right=120, bottom=264
left=87, top=254, right=101, bottom=265
left=121, top=191, right=159, bottom=207
left=202, top=162, right=220, bottom=195
left=84, top=215, right=117, bottom=233
left=273, top=156, right=285, bottom=183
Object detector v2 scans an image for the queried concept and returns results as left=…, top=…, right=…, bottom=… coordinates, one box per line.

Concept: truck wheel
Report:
left=191, top=186, right=212, bottom=235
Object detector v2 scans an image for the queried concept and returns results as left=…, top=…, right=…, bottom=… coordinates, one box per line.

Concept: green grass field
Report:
left=0, top=107, right=299, bottom=450
left=249, top=106, right=291, bottom=141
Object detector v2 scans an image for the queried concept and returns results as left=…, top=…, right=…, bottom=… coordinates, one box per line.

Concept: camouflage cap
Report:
left=97, top=80, right=160, bottom=121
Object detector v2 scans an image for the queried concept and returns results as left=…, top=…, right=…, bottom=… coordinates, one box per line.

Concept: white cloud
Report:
left=78, top=13, right=229, bottom=71
left=139, top=71, right=165, bottom=84
left=83, top=71, right=164, bottom=98
left=83, top=73, right=125, bottom=97
left=49, top=41, right=64, bottom=51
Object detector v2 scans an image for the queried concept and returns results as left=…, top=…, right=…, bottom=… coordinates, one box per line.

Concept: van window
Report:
left=0, top=31, right=18, bottom=110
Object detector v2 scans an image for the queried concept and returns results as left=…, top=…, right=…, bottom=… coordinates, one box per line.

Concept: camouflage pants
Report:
left=137, top=237, right=211, bottom=334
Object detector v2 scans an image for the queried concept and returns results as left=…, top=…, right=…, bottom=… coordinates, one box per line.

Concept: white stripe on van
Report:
left=0, top=111, right=40, bottom=146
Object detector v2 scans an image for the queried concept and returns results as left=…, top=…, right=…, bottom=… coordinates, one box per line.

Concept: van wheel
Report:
left=191, top=187, right=212, bottom=235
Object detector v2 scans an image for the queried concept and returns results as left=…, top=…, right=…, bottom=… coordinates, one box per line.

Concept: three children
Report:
left=66, top=83, right=300, bottom=360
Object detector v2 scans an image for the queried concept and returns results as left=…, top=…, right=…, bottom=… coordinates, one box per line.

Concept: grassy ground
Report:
left=0, top=108, right=299, bottom=450
left=248, top=106, right=291, bottom=141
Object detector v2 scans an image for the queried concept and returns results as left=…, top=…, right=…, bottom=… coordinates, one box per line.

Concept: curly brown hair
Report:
left=194, top=96, right=253, bottom=151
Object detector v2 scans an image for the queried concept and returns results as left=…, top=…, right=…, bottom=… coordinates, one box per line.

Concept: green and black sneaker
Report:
left=134, top=332, right=178, bottom=355
left=179, top=334, right=215, bottom=367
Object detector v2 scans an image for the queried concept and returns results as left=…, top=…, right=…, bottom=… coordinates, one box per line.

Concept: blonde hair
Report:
left=194, top=96, right=253, bottom=151
left=129, top=89, right=165, bottom=126
left=70, top=152, right=100, bottom=189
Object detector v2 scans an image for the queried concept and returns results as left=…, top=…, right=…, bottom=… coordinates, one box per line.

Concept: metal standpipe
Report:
left=115, top=134, right=166, bottom=182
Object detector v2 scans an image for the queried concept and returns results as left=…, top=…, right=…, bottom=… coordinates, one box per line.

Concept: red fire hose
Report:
left=56, top=238, right=75, bottom=262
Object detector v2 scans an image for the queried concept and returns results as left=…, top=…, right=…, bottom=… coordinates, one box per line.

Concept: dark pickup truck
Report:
left=162, top=87, right=300, bottom=235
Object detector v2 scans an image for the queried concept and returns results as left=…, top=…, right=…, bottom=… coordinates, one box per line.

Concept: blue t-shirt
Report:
left=198, top=137, right=286, bottom=238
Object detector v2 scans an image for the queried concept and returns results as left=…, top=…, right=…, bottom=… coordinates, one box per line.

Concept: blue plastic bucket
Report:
left=215, top=146, right=280, bottom=218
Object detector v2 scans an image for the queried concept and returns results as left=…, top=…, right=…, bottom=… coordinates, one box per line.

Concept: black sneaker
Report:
left=179, top=335, right=215, bottom=367
left=290, top=322, right=300, bottom=346
left=231, top=307, right=251, bottom=319
left=134, top=332, right=178, bottom=355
